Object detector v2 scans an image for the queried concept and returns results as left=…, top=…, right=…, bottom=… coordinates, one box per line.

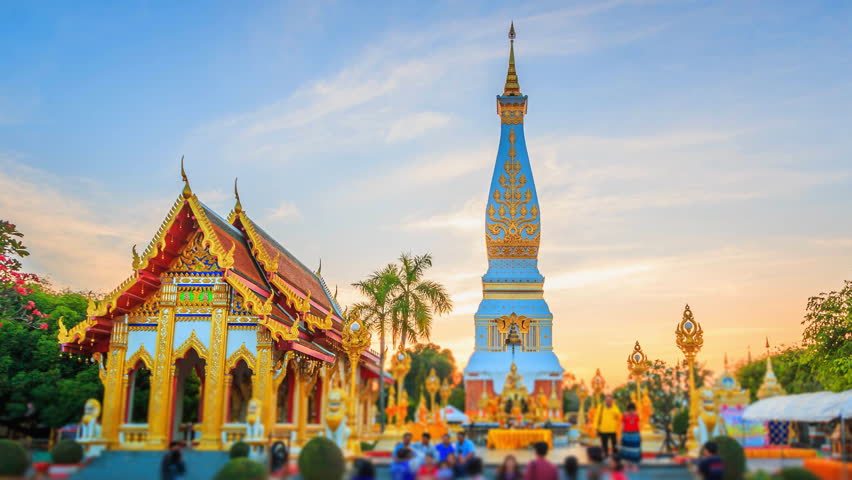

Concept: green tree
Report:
left=801, top=281, right=852, bottom=391
left=401, top=343, right=458, bottom=419
left=389, top=253, right=452, bottom=348
left=0, top=220, right=47, bottom=328
left=0, top=287, right=103, bottom=437
left=351, top=263, right=400, bottom=430
left=736, top=347, right=821, bottom=401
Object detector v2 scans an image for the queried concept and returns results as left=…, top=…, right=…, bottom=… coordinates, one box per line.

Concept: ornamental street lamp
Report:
left=591, top=368, right=606, bottom=407
left=425, top=368, right=441, bottom=418
left=342, top=311, right=371, bottom=456
left=675, top=304, right=704, bottom=452
left=626, top=341, right=650, bottom=430
left=389, top=349, right=411, bottom=428
left=439, top=377, right=452, bottom=410
left=576, top=380, right=589, bottom=434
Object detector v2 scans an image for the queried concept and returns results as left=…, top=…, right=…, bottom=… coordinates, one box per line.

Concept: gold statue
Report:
left=386, top=385, right=397, bottom=426
left=640, top=389, right=653, bottom=432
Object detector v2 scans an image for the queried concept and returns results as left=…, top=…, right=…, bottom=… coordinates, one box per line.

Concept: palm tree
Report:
left=389, top=253, right=453, bottom=349
left=351, top=263, right=400, bottom=430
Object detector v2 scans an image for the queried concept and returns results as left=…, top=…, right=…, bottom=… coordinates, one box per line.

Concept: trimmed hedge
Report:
left=214, top=458, right=267, bottom=480
left=0, top=440, right=29, bottom=476
left=50, top=440, right=84, bottom=464
left=298, top=436, right=344, bottom=480
left=773, top=467, right=820, bottom=480
left=229, top=441, right=250, bottom=459
left=711, top=436, right=745, bottom=480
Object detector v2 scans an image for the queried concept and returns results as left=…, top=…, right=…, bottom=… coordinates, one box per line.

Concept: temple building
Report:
left=57, top=170, right=382, bottom=451
left=463, top=24, right=565, bottom=412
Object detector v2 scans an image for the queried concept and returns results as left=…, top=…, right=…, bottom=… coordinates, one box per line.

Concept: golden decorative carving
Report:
left=133, top=195, right=185, bottom=271
left=675, top=304, right=704, bottom=360
left=126, top=345, right=155, bottom=371
left=87, top=274, right=138, bottom=316
left=304, top=307, right=333, bottom=331
left=173, top=232, right=221, bottom=273
left=258, top=316, right=300, bottom=342
left=486, top=127, right=540, bottom=259
left=269, top=276, right=311, bottom=313
left=189, top=196, right=235, bottom=270
left=226, top=343, right=257, bottom=372
left=57, top=316, right=96, bottom=345
left=495, top=312, right=531, bottom=334
left=232, top=211, right=279, bottom=274
left=173, top=331, right=209, bottom=360
left=226, top=278, right=274, bottom=316
left=198, top=304, right=228, bottom=450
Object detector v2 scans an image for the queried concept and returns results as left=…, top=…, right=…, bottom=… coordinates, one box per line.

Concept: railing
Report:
left=221, top=423, right=247, bottom=446
left=118, top=424, right=149, bottom=446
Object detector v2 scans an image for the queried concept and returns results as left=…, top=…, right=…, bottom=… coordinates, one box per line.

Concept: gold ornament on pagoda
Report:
left=495, top=312, right=531, bottom=334
left=486, top=127, right=540, bottom=259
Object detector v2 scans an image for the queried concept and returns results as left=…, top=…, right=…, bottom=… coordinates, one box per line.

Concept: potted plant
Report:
left=48, top=440, right=85, bottom=478
left=0, top=440, right=30, bottom=480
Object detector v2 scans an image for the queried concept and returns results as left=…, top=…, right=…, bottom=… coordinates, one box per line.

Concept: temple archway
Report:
left=172, top=348, right=206, bottom=444
left=126, top=361, right=151, bottom=424
left=275, top=365, right=295, bottom=424
left=228, top=360, right=253, bottom=423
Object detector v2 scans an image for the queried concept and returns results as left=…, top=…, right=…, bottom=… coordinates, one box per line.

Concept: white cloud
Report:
left=385, top=112, right=454, bottom=143
left=266, top=202, right=303, bottom=221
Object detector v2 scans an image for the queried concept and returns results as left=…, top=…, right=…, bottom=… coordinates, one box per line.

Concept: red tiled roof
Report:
left=201, top=205, right=269, bottom=293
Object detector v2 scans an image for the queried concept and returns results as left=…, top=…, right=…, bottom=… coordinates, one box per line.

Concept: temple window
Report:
left=276, top=372, right=294, bottom=424
left=228, top=360, right=253, bottom=423
left=127, top=363, right=151, bottom=423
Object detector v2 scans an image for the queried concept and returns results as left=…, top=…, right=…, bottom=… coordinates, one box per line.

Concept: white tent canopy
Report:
left=743, top=390, right=852, bottom=422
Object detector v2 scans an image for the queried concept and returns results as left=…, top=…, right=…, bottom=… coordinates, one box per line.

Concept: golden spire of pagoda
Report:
left=233, top=178, right=243, bottom=214
left=503, top=21, right=521, bottom=96
left=180, top=155, right=192, bottom=199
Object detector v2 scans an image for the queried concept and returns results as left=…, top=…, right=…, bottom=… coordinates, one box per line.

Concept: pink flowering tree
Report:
left=0, top=220, right=49, bottom=329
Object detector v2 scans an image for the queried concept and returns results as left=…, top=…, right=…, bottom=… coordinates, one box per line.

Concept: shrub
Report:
left=298, top=436, right=344, bottom=480
left=214, top=458, right=267, bottom=480
left=0, top=440, right=30, bottom=476
left=50, top=440, right=84, bottom=464
left=672, top=409, right=689, bottom=435
left=772, top=467, right=820, bottom=480
left=229, top=441, right=250, bottom=459
left=711, top=435, right=745, bottom=480
left=360, top=440, right=377, bottom=452
left=746, top=471, right=772, bottom=480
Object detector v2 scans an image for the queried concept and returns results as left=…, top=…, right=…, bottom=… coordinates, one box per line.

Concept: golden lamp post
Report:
left=425, top=368, right=441, bottom=418
left=675, top=304, right=704, bottom=452
left=389, top=349, right=411, bottom=428
left=341, top=311, right=372, bottom=456
left=626, top=341, right=650, bottom=429
left=439, top=378, right=452, bottom=410
left=591, top=368, right=606, bottom=406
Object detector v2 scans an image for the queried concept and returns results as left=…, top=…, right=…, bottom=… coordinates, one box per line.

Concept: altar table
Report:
left=486, top=429, right=552, bottom=450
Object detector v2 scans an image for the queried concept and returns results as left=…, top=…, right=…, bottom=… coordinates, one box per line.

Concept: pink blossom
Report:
left=24, top=300, right=35, bottom=310
left=39, top=323, right=48, bottom=330
left=14, top=286, right=28, bottom=295
left=32, top=309, right=41, bottom=316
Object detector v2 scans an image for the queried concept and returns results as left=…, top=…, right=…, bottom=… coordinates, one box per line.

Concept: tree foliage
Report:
left=0, top=286, right=103, bottom=437
left=0, top=220, right=48, bottom=328
left=800, top=281, right=852, bottom=391
left=735, top=347, right=822, bottom=401
left=389, top=253, right=453, bottom=348
left=401, top=343, right=458, bottom=418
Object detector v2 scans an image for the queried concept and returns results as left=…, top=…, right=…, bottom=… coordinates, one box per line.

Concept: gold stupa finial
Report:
left=503, top=22, right=521, bottom=96
left=180, top=155, right=192, bottom=199
left=233, top=178, right=243, bottom=214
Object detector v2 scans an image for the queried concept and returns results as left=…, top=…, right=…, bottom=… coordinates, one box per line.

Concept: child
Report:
left=417, top=453, right=438, bottom=479
left=563, top=456, right=579, bottom=480
left=390, top=447, right=415, bottom=480
left=435, top=460, right=454, bottom=480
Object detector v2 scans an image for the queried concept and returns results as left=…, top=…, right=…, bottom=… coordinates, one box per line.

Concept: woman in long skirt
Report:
left=620, top=402, right=642, bottom=469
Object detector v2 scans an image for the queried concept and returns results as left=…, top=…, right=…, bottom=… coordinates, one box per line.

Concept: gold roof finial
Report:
left=180, top=155, right=192, bottom=199
left=317, top=258, right=322, bottom=276
left=234, top=178, right=243, bottom=214
left=503, top=22, right=521, bottom=96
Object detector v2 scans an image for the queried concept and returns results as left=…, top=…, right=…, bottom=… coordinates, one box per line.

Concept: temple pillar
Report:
left=294, top=358, right=320, bottom=446
left=197, top=283, right=229, bottom=450
left=146, top=280, right=177, bottom=448
left=255, top=328, right=275, bottom=434
left=101, top=319, right=128, bottom=446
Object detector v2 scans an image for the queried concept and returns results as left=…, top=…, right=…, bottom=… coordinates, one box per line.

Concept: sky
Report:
left=2, top=1, right=851, bottom=389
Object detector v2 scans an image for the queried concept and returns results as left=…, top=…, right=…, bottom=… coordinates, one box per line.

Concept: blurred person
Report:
left=495, top=454, right=522, bottom=480
left=697, top=441, right=724, bottom=480
left=435, top=459, right=454, bottom=480
left=160, top=441, right=186, bottom=480
left=352, top=457, right=376, bottom=480
left=523, top=442, right=558, bottom=480
left=455, top=431, right=476, bottom=463
left=607, top=452, right=627, bottom=480
left=391, top=447, right=416, bottom=480
left=465, top=457, right=485, bottom=480
left=593, top=395, right=621, bottom=457
left=563, top=456, right=579, bottom=480
left=416, top=452, right=439, bottom=479
left=585, top=446, right=605, bottom=480
left=619, top=402, right=641, bottom=470
left=435, top=433, right=456, bottom=462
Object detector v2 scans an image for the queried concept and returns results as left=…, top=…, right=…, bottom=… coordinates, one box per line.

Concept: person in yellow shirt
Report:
left=594, top=394, right=622, bottom=457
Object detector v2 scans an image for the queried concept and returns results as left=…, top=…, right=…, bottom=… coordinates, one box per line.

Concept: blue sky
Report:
left=2, top=1, right=851, bottom=383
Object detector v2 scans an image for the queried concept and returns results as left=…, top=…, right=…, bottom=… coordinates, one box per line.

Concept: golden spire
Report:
left=180, top=155, right=192, bottom=199
left=503, top=21, right=521, bottom=96
left=233, top=178, right=243, bottom=214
